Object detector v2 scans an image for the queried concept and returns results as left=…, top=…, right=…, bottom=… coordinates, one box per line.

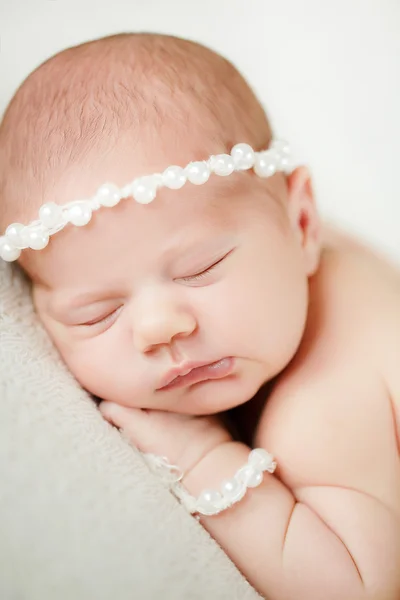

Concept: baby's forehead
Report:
left=26, top=166, right=257, bottom=289
left=20, top=132, right=289, bottom=286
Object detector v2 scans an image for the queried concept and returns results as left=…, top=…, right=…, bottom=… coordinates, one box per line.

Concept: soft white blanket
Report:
left=0, top=261, right=262, bottom=600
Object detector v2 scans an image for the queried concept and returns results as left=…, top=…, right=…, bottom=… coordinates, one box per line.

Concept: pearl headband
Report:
left=0, top=139, right=290, bottom=262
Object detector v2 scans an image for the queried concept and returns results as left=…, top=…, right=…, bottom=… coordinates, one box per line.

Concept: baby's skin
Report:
left=100, top=224, right=400, bottom=600
left=1, top=33, right=399, bottom=600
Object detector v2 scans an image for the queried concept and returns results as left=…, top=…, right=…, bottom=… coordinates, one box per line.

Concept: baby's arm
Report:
left=182, top=383, right=400, bottom=600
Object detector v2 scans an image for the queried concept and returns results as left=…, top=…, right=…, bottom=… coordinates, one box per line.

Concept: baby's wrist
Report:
left=144, top=440, right=277, bottom=517
left=178, top=430, right=233, bottom=479
left=178, top=442, right=277, bottom=517
left=181, top=440, right=251, bottom=496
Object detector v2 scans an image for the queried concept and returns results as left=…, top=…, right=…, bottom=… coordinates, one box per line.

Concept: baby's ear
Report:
left=286, top=166, right=321, bottom=276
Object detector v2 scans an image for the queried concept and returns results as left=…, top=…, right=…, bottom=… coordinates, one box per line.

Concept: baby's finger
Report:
left=99, top=402, right=188, bottom=456
left=99, top=401, right=147, bottom=430
left=99, top=402, right=155, bottom=450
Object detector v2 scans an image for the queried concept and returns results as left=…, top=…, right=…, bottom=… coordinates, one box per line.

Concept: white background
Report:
left=1, top=0, right=399, bottom=261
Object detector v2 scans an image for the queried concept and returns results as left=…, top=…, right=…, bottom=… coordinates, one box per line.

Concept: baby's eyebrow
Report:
left=161, top=231, right=236, bottom=262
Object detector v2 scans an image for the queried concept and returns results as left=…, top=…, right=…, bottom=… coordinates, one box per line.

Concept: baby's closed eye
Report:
left=176, top=250, right=233, bottom=284
left=78, top=305, right=124, bottom=328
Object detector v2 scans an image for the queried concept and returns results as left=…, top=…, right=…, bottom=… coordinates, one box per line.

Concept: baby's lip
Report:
left=157, top=358, right=231, bottom=391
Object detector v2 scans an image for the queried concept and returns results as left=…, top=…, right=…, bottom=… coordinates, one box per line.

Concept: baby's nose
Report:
left=133, top=305, right=197, bottom=354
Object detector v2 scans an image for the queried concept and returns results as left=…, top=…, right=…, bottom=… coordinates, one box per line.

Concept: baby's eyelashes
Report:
left=177, top=257, right=225, bottom=284
left=174, top=249, right=234, bottom=285
left=77, top=305, right=124, bottom=328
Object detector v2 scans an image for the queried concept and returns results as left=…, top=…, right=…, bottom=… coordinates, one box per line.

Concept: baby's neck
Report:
left=224, top=379, right=276, bottom=446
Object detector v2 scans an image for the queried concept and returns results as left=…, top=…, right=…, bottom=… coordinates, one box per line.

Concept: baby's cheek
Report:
left=64, top=338, right=147, bottom=407
left=261, top=280, right=308, bottom=364
left=228, top=263, right=307, bottom=369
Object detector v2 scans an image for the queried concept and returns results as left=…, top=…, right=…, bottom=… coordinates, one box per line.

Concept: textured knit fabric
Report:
left=0, top=261, right=262, bottom=600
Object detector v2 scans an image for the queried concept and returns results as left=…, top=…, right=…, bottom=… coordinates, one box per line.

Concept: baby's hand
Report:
left=99, top=402, right=233, bottom=475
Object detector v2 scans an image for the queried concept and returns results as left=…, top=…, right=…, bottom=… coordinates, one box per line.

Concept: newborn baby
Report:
left=1, top=33, right=399, bottom=600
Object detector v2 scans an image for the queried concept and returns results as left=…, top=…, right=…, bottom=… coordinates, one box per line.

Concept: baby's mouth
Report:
left=157, top=357, right=234, bottom=391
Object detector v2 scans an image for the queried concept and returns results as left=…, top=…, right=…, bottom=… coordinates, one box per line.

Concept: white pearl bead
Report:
left=5, top=223, right=27, bottom=249
left=278, top=153, right=292, bottom=172
left=237, top=465, right=263, bottom=488
left=220, top=477, right=245, bottom=502
left=19, top=227, right=32, bottom=249
left=67, top=202, right=92, bottom=226
left=96, top=183, right=121, bottom=207
left=185, top=161, right=210, bottom=185
left=39, top=202, right=63, bottom=228
left=248, top=448, right=275, bottom=471
left=0, top=238, right=21, bottom=262
left=25, top=228, right=50, bottom=250
left=231, top=143, right=255, bottom=170
left=196, top=489, right=222, bottom=514
left=209, top=154, right=235, bottom=176
left=253, top=150, right=279, bottom=178
left=162, top=166, right=187, bottom=189
left=271, top=139, right=290, bottom=155
left=132, top=176, right=158, bottom=204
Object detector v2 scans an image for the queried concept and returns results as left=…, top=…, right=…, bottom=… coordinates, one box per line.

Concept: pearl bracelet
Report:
left=142, top=448, right=277, bottom=516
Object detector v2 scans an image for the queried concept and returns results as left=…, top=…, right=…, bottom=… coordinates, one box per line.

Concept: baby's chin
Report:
left=111, top=363, right=269, bottom=416
left=186, top=372, right=268, bottom=415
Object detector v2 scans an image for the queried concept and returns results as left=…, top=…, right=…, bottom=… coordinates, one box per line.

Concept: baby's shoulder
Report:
left=325, top=236, right=400, bottom=430
left=296, top=225, right=400, bottom=371
left=254, top=231, right=400, bottom=510
left=317, top=230, right=400, bottom=382
left=319, top=225, right=400, bottom=310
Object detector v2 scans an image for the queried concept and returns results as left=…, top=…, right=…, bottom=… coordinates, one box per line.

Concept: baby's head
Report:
left=0, top=33, right=320, bottom=415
